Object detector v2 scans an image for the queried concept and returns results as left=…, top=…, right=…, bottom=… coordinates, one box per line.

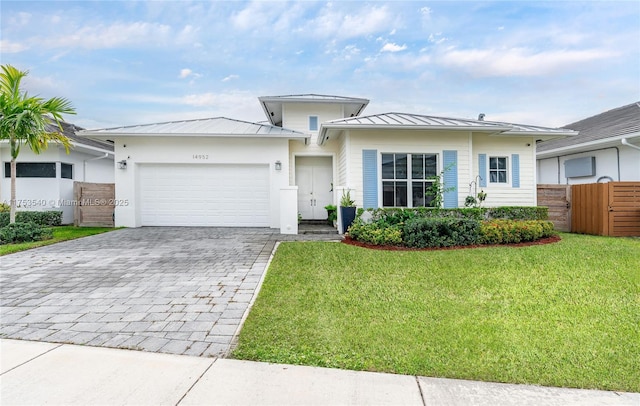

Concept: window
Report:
left=4, top=162, right=56, bottom=178
left=309, top=116, right=318, bottom=131
left=382, top=153, right=437, bottom=207
left=489, top=157, right=508, bottom=183
left=61, top=163, right=73, bottom=179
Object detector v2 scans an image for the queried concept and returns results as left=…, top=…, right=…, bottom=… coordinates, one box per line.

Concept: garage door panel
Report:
left=139, top=164, right=270, bottom=227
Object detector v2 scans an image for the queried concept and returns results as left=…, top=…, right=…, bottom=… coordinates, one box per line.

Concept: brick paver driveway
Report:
left=0, top=227, right=338, bottom=357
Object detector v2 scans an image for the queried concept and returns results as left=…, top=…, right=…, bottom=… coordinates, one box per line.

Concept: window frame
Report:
left=381, top=153, right=438, bottom=208
left=61, top=163, right=73, bottom=180
left=489, top=156, right=508, bottom=184
left=4, top=162, right=57, bottom=178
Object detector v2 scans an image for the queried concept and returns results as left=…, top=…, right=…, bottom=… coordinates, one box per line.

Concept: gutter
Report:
left=622, top=138, right=640, bottom=151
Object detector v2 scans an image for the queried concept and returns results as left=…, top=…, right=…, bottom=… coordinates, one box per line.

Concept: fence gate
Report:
left=537, top=185, right=571, bottom=232
left=571, top=182, right=640, bottom=237
left=73, top=182, right=115, bottom=227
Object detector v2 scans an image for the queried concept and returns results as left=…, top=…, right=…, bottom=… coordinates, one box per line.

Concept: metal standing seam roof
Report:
left=323, top=112, right=511, bottom=129
left=318, top=112, right=575, bottom=144
left=537, top=102, right=640, bottom=152
left=78, top=117, right=309, bottom=138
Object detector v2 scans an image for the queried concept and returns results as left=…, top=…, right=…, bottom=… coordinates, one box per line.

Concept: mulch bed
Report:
left=342, top=235, right=562, bottom=251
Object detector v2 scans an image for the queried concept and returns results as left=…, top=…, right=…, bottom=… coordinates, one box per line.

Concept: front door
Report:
left=296, top=157, right=333, bottom=220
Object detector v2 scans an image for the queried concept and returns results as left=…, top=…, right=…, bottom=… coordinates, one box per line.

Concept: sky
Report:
left=1, top=1, right=639, bottom=130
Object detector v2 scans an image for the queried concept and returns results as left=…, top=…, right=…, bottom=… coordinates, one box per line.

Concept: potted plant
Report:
left=339, top=190, right=356, bottom=233
left=324, top=204, right=337, bottom=226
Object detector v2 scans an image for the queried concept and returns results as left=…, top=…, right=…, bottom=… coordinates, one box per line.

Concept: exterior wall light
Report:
left=275, top=161, right=282, bottom=171
left=118, top=160, right=127, bottom=169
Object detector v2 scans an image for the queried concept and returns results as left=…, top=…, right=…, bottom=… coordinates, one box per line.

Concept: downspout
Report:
left=83, top=153, right=110, bottom=182
left=622, top=138, right=640, bottom=151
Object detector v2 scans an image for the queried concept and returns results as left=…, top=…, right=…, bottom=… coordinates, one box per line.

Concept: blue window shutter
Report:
left=443, top=150, right=458, bottom=208
left=362, top=150, right=378, bottom=209
left=512, top=154, right=520, bottom=188
left=478, top=154, right=487, bottom=187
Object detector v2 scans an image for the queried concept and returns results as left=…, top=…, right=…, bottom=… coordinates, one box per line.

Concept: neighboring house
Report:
left=537, top=102, right=640, bottom=184
left=1, top=121, right=115, bottom=224
left=80, top=94, right=574, bottom=232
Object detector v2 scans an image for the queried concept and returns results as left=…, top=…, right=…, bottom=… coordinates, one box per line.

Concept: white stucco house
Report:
left=1, top=121, right=115, bottom=224
left=537, top=102, right=640, bottom=184
left=80, top=94, right=574, bottom=233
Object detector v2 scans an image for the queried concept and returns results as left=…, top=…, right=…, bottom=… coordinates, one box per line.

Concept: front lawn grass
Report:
left=0, top=226, right=115, bottom=255
left=233, top=233, right=640, bottom=392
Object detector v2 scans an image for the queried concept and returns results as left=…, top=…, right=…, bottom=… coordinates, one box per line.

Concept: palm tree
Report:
left=0, top=64, right=75, bottom=223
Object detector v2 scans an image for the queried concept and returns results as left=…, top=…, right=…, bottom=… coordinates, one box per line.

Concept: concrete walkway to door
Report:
left=0, top=227, right=340, bottom=357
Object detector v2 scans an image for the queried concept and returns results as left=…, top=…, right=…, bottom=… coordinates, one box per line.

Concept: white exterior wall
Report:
left=112, top=136, right=289, bottom=228
left=473, top=134, right=537, bottom=206
left=346, top=130, right=471, bottom=207
left=0, top=144, right=114, bottom=224
left=284, top=103, right=345, bottom=186
left=537, top=144, right=640, bottom=184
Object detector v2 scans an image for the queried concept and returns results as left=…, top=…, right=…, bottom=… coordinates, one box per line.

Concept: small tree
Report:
left=425, top=163, right=457, bottom=208
left=0, top=65, right=75, bottom=223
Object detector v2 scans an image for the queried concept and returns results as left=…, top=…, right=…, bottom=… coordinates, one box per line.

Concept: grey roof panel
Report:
left=318, top=112, right=574, bottom=145
left=537, top=102, right=640, bottom=152
left=325, top=112, right=510, bottom=129
left=46, top=121, right=114, bottom=152
left=80, top=117, right=308, bottom=138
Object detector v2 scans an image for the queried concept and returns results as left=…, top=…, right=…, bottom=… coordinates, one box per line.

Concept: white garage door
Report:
left=139, top=164, right=270, bottom=227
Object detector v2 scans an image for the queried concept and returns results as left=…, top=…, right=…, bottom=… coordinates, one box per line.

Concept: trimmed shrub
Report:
left=0, top=211, right=63, bottom=227
left=479, top=220, right=556, bottom=245
left=403, top=217, right=482, bottom=248
left=0, top=222, right=53, bottom=244
left=348, top=218, right=403, bottom=246
left=360, top=206, right=547, bottom=224
left=487, top=207, right=548, bottom=221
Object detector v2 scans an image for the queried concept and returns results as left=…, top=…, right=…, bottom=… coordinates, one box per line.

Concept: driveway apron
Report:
left=0, top=228, right=336, bottom=357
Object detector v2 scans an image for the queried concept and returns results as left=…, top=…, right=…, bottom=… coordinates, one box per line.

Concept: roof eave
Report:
left=493, top=130, right=577, bottom=138
left=317, top=124, right=512, bottom=145
left=536, top=132, right=640, bottom=158
left=80, top=131, right=309, bottom=140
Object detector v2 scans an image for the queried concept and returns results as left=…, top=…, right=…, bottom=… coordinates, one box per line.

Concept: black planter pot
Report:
left=340, top=206, right=356, bottom=233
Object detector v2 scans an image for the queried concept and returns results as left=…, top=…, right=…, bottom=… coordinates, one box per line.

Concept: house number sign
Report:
left=193, top=154, right=209, bottom=160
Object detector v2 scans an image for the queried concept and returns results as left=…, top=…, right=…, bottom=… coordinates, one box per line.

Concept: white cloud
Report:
left=420, top=7, right=432, bottom=18
left=222, top=74, right=239, bottom=82
left=428, top=33, right=446, bottom=44
left=438, top=47, right=617, bottom=77
left=381, top=42, right=407, bottom=52
left=230, top=1, right=302, bottom=32
left=7, top=11, right=31, bottom=26
left=179, top=68, right=193, bottom=79
left=0, top=39, right=28, bottom=53
left=310, top=4, right=394, bottom=39
left=38, top=21, right=176, bottom=50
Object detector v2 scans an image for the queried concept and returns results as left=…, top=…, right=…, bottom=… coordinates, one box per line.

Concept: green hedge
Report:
left=403, top=217, right=482, bottom=248
left=348, top=207, right=555, bottom=248
left=348, top=220, right=403, bottom=246
left=0, top=222, right=53, bottom=244
left=479, top=220, right=556, bottom=244
left=0, top=211, right=63, bottom=227
left=360, top=206, right=548, bottom=224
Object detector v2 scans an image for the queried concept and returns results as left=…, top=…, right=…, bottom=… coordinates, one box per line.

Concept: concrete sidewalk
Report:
left=1, top=339, right=637, bottom=406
